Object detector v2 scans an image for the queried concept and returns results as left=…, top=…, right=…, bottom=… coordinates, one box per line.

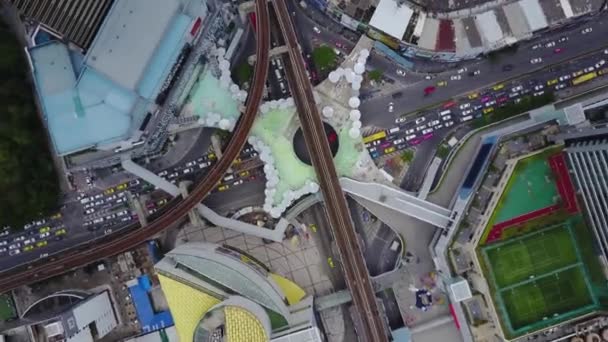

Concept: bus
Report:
left=363, top=131, right=387, bottom=144
left=249, top=12, right=257, bottom=34
left=572, top=72, right=597, bottom=86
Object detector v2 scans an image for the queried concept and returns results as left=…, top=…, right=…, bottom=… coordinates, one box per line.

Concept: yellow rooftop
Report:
left=225, top=306, right=268, bottom=342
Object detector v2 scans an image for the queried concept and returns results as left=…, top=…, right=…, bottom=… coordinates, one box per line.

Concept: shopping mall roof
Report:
left=84, top=0, right=181, bottom=91
left=369, top=0, right=413, bottom=40
left=518, top=0, right=548, bottom=31
left=29, top=42, right=135, bottom=155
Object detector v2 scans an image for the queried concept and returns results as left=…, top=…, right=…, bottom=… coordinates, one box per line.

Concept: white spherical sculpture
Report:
left=349, top=109, right=361, bottom=120
left=349, top=127, right=361, bottom=138
left=354, top=63, right=365, bottom=75
left=328, top=71, right=340, bottom=83
left=348, top=97, right=361, bottom=108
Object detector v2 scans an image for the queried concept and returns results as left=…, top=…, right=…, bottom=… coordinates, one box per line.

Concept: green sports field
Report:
left=482, top=222, right=597, bottom=335
left=0, top=294, right=16, bottom=321
left=485, top=225, right=578, bottom=287
left=494, top=156, right=558, bottom=224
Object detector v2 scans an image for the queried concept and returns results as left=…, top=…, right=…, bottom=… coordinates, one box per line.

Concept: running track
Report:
left=485, top=152, right=578, bottom=243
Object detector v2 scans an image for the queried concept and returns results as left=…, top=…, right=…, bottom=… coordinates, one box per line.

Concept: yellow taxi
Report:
left=492, top=84, right=505, bottom=91
left=437, top=80, right=448, bottom=87
left=24, top=245, right=34, bottom=252
left=327, top=257, right=335, bottom=268
left=39, top=226, right=51, bottom=234
left=218, top=185, right=229, bottom=192
left=116, top=183, right=128, bottom=191
left=483, top=107, right=494, bottom=114
left=309, top=224, right=317, bottom=233
left=208, top=152, right=216, bottom=160
left=384, top=146, right=396, bottom=154
left=546, top=78, right=558, bottom=86
left=239, top=170, right=250, bottom=177
left=55, top=228, right=67, bottom=236
left=104, top=188, right=115, bottom=195
left=51, top=212, right=62, bottom=220
left=36, top=241, right=47, bottom=248
left=468, top=92, right=479, bottom=100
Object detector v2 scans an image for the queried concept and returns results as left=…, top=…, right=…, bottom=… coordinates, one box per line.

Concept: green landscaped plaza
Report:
left=493, top=155, right=558, bottom=224
left=481, top=219, right=600, bottom=337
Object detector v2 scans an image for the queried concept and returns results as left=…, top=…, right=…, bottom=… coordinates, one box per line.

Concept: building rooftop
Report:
left=369, top=0, right=413, bottom=41
left=85, top=0, right=181, bottom=91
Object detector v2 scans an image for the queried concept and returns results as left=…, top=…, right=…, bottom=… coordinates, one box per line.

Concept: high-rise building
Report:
left=154, top=242, right=323, bottom=342
left=563, top=128, right=608, bottom=262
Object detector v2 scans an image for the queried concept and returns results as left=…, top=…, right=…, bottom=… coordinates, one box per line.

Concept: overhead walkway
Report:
left=340, top=178, right=452, bottom=228
left=418, top=157, right=442, bottom=200
left=121, top=158, right=288, bottom=242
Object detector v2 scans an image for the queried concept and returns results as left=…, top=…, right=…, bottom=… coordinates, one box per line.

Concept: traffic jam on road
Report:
left=0, top=143, right=264, bottom=259
left=365, top=39, right=608, bottom=159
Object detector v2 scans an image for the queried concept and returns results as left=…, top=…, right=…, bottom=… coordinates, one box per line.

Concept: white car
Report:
left=435, top=124, right=444, bottom=130
left=396, top=69, right=406, bottom=77
left=461, top=109, right=473, bottom=116
left=442, top=115, right=452, bottom=121
left=85, top=208, right=95, bottom=215
left=511, top=85, right=523, bottom=92
left=415, top=117, right=426, bottom=125
left=186, top=161, right=195, bottom=167
left=545, top=41, right=555, bottom=48
left=555, top=83, right=567, bottom=90
left=393, top=138, right=404, bottom=145
left=416, top=124, right=427, bottom=132
left=388, top=102, right=394, bottom=113
left=532, top=43, right=542, bottom=50
left=581, top=27, right=593, bottom=34
left=313, top=26, right=321, bottom=34
left=459, top=103, right=470, bottom=110
left=533, top=91, right=545, bottom=97
left=93, top=218, right=105, bottom=224
left=405, top=134, right=416, bottom=141
left=422, top=128, right=434, bottom=135
left=596, top=60, right=606, bottom=68
left=485, top=100, right=496, bottom=107
left=533, top=84, right=544, bottom=91
left=429, top=120, right=440, bottom=126
left=405, top=128, right=415, bottom=135
left=0, top=240, right=7, bottom=246
left=559, top=75, right=571, bottom=82
left=457, top=67, right=467, bottom=74
left=530, top=57, right=543, bottom=64
left=39, top=232, right=50, bottom=239
left=395, top=116, right=407, bottom=124
left=450, top=75, right=462, bottom=81
left=605, top=49, right=608, bottom=55
left=9, top=249, right=20, bottom=256
left=444, top=121, right=454, bottom=127
left=584, top=66, right=595, bottom=73
left=158, top=170, right=168, bottom=177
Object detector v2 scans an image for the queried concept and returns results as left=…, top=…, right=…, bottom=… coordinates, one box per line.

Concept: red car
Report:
left=424, top=86, right=436, bottom=95
left=554, top=48, right=563, bottom=54
left=335, top=42, right=345, bottom=49
left=443, top=100, right=457, bottom=109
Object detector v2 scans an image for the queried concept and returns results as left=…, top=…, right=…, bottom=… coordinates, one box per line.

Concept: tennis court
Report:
left=485, top=225, right=578, bottom=287
left=494, top=156, right=558, bottom=224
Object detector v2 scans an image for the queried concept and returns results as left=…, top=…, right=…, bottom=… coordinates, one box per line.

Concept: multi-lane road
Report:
left=0, top=0, right=271, bottom=293
left=272, top=0, right=388, bottom=340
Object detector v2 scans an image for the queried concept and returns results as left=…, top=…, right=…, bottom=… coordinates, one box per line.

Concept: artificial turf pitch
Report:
left=483, top=223, right=594, bottom=331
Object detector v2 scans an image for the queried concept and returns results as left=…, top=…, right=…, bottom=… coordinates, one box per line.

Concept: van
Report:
left=276, top=59, right=283, bottom=70
left=223, top=174, right=234, bottom=182
left=461, top=115, right=473, bottom=122
left=388, top=127, right=400, bottom=134
left=274, top=69, right=282, bottom=80
left=390, top=240, right=400, bottom=251
left=439, top=109, right=451, bottom=116
left=279, top=82, right=286, bottom=93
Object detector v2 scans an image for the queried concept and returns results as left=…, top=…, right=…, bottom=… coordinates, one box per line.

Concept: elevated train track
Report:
left=0, top=0, right=270, bottom=293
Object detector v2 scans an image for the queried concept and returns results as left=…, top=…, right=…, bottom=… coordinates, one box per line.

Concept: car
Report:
left=435, top=123, right=444, bottom=130
left=443, top=101, right=457, bottom=109
left=94, top=194, right=103, bottom=200
left=396, top=69, right=406, bottom=77
left=530, top=57, right=543, bottom=64
left=39, top=232, right=50, bottom=239
left=546, top=79, right=558, bottom=86
left=511, top=85, right=523, bottom=92
left=502, top=64, right=514, bottom=71
left=313, top=26, right=321, bottom=34
left=55, top=228, right=67, bottom=236
left=545, top=41, right=556, bottom=48
left=158, top=170, right=168, bottom=177
left=444, top=121, right=454, bottom=127
left=218, top=184, right=229, bottom=192
left=129, top=179, right=141, bottom=186
left=13, top=236, right=24, bottom=242
left=36, top=241, right=47, bottom=248
left=182, top=168, right=193, bottom=174
left=554, top=48, right=563, bottom=54
left=0, top=247, right=6, bottom=254
left=429, top=120, right=440, bottom=126
left=157, top=198, right=168, bottom=206
left=388, top=102, right=394, bottom=113
left=485, top=100, right=496, bottom=107
left=596, top=60, right=606, bottom=68
left=384, top=146, right=395, bottom=154
left=423, top=86, right=436, bottom=95
left=405, top=128, right=415, bottom=135
left=117, top=210, right=129, bottom=217
left=9, top=249, right=20, bottom=256
left=509, top=92, right=520, bottom=98
left=461, top=109, right=473, bottom=116
left=481, top=96, right=490, bottom=103
left=450, top=74, right=461, bottom=81
left=442, top=115, right=452, bottom=121
left=395, top=116, right=407, bottom=124
left=39, top=226, right=50, bottom=234
left=555, top=83, right=567, bottom=90
left=93, top=217, right=104, bottom=224
left=116, top=183, right=128, bottom=191
left=94, top=200, right=104, bottom=206
left=393, top=138, right=404, bottom=145
left=104, top=188, right=114, bottom=195
left=532, top=43, right=542, bottom=50
left=558, top=36, right=568, bottom=43
left=415, top=117, right=426, bottom=125
left=327, top=257, right=335, bottom=268
left=533, top=91, right=545, bottom=97
left=468, top=69, right=481, bottom=76
left=51, top=212, right=62, bottom=220
left=497, top=96, right=508, bottom=104
left=468, top=92, right=479, bottom=99
left=405, top=134, right=416, bottom=141
left=581, top=27, right=593, bottom=34
left=437, top=80, right=447, bottom=87
left=0, top=240, right=6, bottom=247
left=483, top=107, right=494, bottom=114
left=24, top=238, right=35, bottom=245
left=416, top=124, right=427, bottom=132
left=23, top=245, right=34, bottom=252
left=422, top=128, right=434, bottom=135
left=559, top=75, right=571, bottom=82
left=572, top=70, right=584, bottom=77
left=584, top=66, right=595, bottom=73
left=534, top=84, right=544, bottom=91
left=460, top=103, right=470, bottom=110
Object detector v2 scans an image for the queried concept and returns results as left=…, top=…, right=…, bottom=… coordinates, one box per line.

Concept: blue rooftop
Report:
left=129, top=275, right=174, bottom=333
left=30, top=42, right=134, bottom=155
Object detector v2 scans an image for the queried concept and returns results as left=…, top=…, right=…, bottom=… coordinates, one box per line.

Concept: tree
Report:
left=367, top=69, right=383, bottom=82
left=235, top=62, right=253, bottom=86
left=437, top=144, right=450, bottom=159
left=400, top=150, right=414, bottom=163
left=312, top=45, right=337, bottom=71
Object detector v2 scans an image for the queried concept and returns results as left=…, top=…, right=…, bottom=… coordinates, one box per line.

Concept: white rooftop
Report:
left=475, top=10, right=503, bottom=44
left=369, top=0, right=413, bottom=40
left=448, top=278, right=472, bottom=303
left=85, top=0, right=181, bottom=90
left=518, top=0, right=548, bottom=31
left=271, top=327, right=323, bottom=342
